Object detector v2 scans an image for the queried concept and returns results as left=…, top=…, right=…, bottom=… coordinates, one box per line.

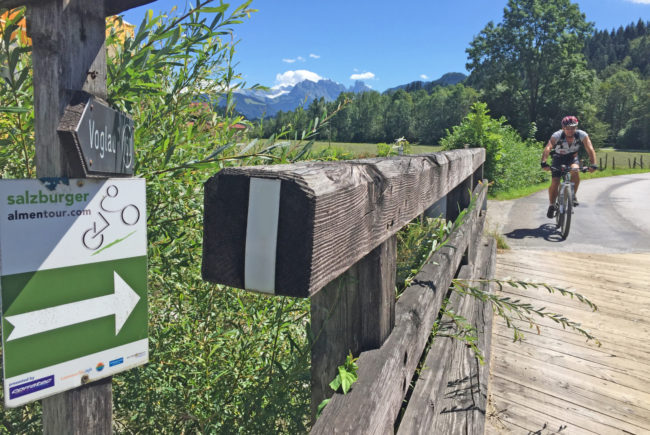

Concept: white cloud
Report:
left=309, top=53, right=321, bottom=59
left=283, top=56, right=307, bottom=63
left=350, top=72, right=376, bottom=80
left=274, top=70, right=323, bottom=88
left=420, top=74, right=429, bottom=80
left=626, top=0, right=650, bottom=3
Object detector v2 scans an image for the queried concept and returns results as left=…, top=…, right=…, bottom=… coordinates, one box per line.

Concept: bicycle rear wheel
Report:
left=561, top=186, right=572, bottom=239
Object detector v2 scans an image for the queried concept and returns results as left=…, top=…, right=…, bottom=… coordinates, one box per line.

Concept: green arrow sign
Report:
left=0, top=178, right=148, bottom=408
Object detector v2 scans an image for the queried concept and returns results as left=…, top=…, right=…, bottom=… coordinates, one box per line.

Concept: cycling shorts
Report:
left=551, top=153, right=579, bottom=178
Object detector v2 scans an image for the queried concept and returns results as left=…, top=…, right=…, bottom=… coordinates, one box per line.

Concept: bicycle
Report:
left=551, top=165, right=589, bottom=240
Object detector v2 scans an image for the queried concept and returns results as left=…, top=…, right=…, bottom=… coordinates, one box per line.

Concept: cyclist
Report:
left=541, top=116, right=597, bottom=218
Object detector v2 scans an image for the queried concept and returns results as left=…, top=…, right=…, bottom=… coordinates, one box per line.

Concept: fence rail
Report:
left=201, top=148, right=494, bottom=433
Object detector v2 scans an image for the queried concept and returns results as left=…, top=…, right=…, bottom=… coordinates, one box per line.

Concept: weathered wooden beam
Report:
left=105, top=0, right=156, bottom=15
left=202, top=149, right=485, bottom=298
left=0, top=0, right=155, bottom=15
left=27, top=0, right=107, bottom=176
left=310, top=182, right=487, bottom=434
left=395, top=236, right=495, bottom=434
left=310, top=235, right=396, bottom=420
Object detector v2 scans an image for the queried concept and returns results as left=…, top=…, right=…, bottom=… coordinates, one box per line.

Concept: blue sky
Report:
left=122, top=0, right=650, bottom=92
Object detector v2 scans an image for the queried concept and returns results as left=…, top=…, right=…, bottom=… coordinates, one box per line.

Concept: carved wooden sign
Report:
left=58, top=92, right=134, bottom=177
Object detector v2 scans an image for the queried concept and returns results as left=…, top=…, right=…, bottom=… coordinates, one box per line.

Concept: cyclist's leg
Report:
left=549, top=177, right=561, bottom=204
left=549, top=154, right=565, bottom=205
left=570, top=153, right=580, bottom=194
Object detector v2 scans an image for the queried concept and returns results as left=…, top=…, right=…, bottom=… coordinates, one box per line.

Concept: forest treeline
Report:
left=254, top=15, right=650, bottom=150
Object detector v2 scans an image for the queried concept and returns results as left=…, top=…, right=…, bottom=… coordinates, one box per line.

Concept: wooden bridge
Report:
left=202, top=149, right=650, bottom=433
left=486, top=250, right=650, bottom=434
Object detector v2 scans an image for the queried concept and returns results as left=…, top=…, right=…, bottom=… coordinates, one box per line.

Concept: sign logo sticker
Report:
left=9, top=376, right=54, bottom=400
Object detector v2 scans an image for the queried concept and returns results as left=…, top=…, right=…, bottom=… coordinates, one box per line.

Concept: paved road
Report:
left=487, top=172, right=650, bottom=253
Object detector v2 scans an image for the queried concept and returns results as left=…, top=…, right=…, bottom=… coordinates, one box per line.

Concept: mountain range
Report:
left=226, top=80, right=371, bottom=120
left=227, top=72, right=467, bottom=120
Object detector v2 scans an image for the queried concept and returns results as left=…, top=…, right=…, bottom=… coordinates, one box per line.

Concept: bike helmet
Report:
left=561, top=116, right=579, bottom=127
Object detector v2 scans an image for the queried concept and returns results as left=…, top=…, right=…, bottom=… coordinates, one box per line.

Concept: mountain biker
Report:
left=541, top=116, right=597, bottom=218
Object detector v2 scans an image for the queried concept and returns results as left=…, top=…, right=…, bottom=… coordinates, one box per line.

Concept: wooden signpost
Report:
left=0, top=0, right=154, bottom=432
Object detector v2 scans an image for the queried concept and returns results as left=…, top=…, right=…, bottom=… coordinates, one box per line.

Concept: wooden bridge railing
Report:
left=202, top=148, right=494, bottom=432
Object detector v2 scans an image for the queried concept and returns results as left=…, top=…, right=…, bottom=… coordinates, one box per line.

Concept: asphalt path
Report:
left=487, top=172, right=650, bottom=253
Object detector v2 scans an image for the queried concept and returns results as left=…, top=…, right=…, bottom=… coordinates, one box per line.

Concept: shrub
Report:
left=440, top=102, right=548, bottom=192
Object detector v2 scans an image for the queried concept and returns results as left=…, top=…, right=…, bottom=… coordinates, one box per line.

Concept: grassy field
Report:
left=595, top=149, right=649, bottom=169
left=311, top=142, right=648, bottom=169
left=311, top=141, right=442, bottom=156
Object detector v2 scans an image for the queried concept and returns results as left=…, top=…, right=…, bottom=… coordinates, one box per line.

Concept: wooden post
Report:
left=310, top=235, right=396, bottom=420
left=473, top=163, right=486, bottom=211
left=446, top=174, right=472, bottom=223
left=613, top=157, right=616, bottom=170
left=25, top=1, right=111, bottom=432
left=599, top=157, right=602, bottom=171
left=641, top=155, right=644, bottom=169
left=449, top=175, right=473, bottom=265
left=633, top=157, right=637, bottom=169
left=27, top=0, right=107, bottom=177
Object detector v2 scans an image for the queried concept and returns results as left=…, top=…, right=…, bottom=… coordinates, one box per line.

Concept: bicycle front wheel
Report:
left=561, top=186, right=572, bottom=239
left=555, top=198, right=563, bottom=229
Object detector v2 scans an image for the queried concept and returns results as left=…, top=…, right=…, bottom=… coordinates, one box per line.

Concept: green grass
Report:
left=595, top=149, right=649, bottom=170
left=490, top=167, right=650, bottom=200
left=311, top=141, right=442, bottom=156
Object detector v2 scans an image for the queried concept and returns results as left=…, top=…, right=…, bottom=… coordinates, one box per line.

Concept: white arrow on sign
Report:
left=5, top=272, right=140, bottom=341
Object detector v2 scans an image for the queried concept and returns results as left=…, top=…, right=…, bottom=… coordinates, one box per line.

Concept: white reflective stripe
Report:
left=244, top=178, right=281, bottom=294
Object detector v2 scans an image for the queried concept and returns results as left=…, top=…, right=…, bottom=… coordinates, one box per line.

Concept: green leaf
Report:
left=0, top=106, right=29, bottom=113
left=198, top=5, right=230, bottom=13
left=328, top=374, right=341, bottom=392
left=338, top=366, right=357, bottom=394
left=317, top=398, right=330, bottom=417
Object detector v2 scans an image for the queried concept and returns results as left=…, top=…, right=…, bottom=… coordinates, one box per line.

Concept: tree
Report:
left=598, top=69, right=641, bottom=141
left=466, top=0, right=595, bottom=140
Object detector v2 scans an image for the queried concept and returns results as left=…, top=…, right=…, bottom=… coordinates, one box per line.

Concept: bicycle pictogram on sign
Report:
left=82, top=184, right=140, bottom=250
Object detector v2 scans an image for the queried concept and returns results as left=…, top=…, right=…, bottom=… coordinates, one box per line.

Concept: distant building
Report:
left=1, top=9, right=134, bottom=50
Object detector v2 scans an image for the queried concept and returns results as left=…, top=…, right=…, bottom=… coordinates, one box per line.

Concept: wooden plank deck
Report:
left=486, top=250, right=650, bottom=434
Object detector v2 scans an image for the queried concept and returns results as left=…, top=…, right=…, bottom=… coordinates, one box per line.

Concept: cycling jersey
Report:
left=551, top=129, right=588, bottom=155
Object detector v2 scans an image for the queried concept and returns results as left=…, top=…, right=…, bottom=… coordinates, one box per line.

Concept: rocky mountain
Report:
left=384, top=72, right=467, bottom=94
left=228, top=79, right=372, bottom=119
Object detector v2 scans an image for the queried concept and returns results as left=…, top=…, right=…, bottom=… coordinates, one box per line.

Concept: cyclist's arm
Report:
left=541, top=138, right=555, bottom=170
left=583, top=134, right=597, bottom=170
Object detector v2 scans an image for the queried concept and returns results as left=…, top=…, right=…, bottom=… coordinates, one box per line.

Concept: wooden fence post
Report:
left=26, top=1, right=111, bottom=432
left=446, top=174, right=472, bottom=223
left=310, top=235, right=396, bottom=420
left=446, top=174, right=473, bottom=264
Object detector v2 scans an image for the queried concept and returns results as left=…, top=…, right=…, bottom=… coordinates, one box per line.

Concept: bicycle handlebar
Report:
left=550, top=165, right=594, bottom=173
